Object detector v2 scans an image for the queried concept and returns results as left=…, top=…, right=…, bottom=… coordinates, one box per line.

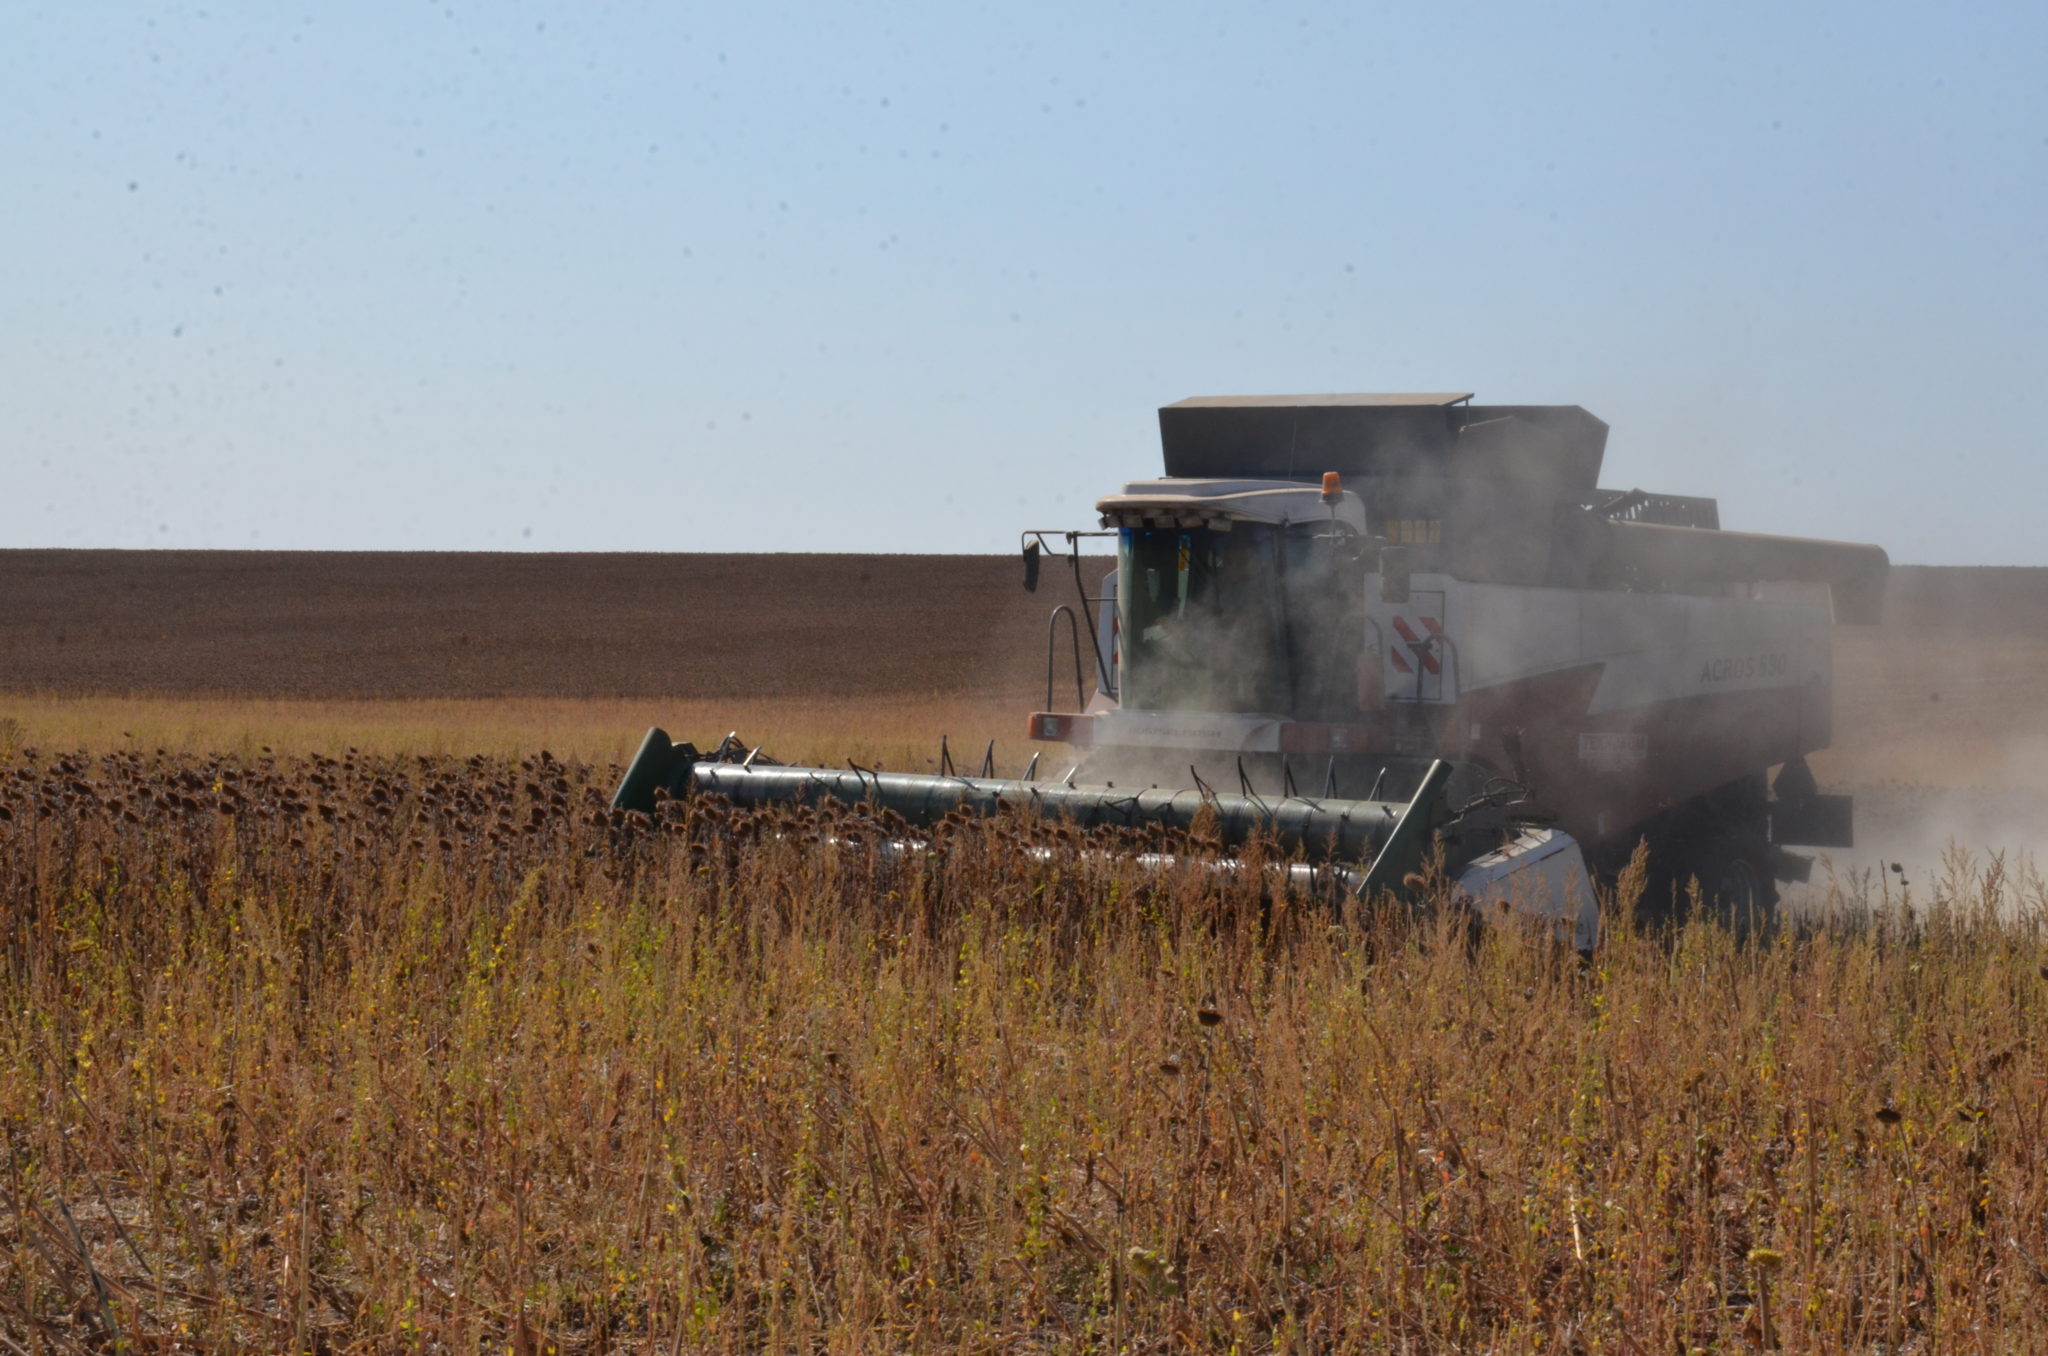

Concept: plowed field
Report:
left=0, top=550, right=1110, bottom=701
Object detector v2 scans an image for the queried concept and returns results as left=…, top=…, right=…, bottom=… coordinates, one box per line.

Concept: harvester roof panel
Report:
left=1097, top=479, right=1368, bottom=532
left=1165, top=393, right=1474, bottom=409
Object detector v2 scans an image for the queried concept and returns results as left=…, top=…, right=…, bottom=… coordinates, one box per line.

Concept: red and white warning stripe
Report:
left=1387, top=614, right=1443, bottom=675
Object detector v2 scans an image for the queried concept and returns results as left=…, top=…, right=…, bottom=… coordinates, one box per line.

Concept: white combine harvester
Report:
left=620, top=393, right=1887, bottom=944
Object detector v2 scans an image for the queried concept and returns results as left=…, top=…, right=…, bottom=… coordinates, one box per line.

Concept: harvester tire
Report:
left=1689, top=833, right=1780, bottom=941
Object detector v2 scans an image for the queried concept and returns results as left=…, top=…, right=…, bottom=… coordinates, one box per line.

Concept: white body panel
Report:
left=1455, top=827, right=1600, bottom=952
left=1090, top=565, right=1834, bottom=723
left=1370, top=572, right=1832, bottom=715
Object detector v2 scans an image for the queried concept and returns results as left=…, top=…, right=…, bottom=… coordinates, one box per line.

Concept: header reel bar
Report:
left=613, top=727, right=1455, bottom=899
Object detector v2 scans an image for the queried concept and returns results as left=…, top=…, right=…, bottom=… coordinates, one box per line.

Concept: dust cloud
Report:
left=1788, top=566, right=2048, bottom=914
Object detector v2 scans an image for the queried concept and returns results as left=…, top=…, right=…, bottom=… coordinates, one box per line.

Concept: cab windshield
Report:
left=1118, top=522, right=1364, bottom=717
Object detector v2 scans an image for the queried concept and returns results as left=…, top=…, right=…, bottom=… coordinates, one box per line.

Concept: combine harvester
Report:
left=617, top=394, right=1887, bottom=943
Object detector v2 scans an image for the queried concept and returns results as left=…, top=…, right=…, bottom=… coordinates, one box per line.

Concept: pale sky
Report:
left=5, top=1, right=2044, bottom=561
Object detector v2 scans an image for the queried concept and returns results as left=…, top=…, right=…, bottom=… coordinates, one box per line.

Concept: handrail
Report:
left=1046, top=605, right=1087, bottom=712
left=1401, top=632, right=1460, bottom=704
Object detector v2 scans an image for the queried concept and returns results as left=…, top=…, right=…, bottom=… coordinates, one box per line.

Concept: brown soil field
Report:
left=0, top=550, right=1110, bottom=703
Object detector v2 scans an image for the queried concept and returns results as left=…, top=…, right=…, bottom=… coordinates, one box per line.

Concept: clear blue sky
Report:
left=5, top=1, right=2043, bottom=561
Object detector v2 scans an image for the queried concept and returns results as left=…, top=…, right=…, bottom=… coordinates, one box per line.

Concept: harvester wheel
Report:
left=1691, top=834, right=1779, bottom=940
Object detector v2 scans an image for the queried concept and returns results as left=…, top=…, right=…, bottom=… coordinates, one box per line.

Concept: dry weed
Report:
left=1, top=747, right=2046, bottom=1351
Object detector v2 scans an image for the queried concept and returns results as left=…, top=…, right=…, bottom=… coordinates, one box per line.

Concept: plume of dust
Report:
left=1790, top=562, right=2048, bottom=918
left=1790, top=742, right=2048, bottom=920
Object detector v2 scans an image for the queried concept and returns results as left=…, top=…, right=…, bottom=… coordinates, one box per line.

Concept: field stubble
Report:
left=4, top=748, right=2048, bottom=1351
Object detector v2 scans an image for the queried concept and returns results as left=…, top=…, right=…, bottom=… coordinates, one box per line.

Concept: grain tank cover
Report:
left=1158, top=393, right=1609, bottom=494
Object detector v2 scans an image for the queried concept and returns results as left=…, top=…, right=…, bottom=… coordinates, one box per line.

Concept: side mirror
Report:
left=1378, top=546, right=1411, bottom=604
left=1022, top=540, right=1041, bottom=592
